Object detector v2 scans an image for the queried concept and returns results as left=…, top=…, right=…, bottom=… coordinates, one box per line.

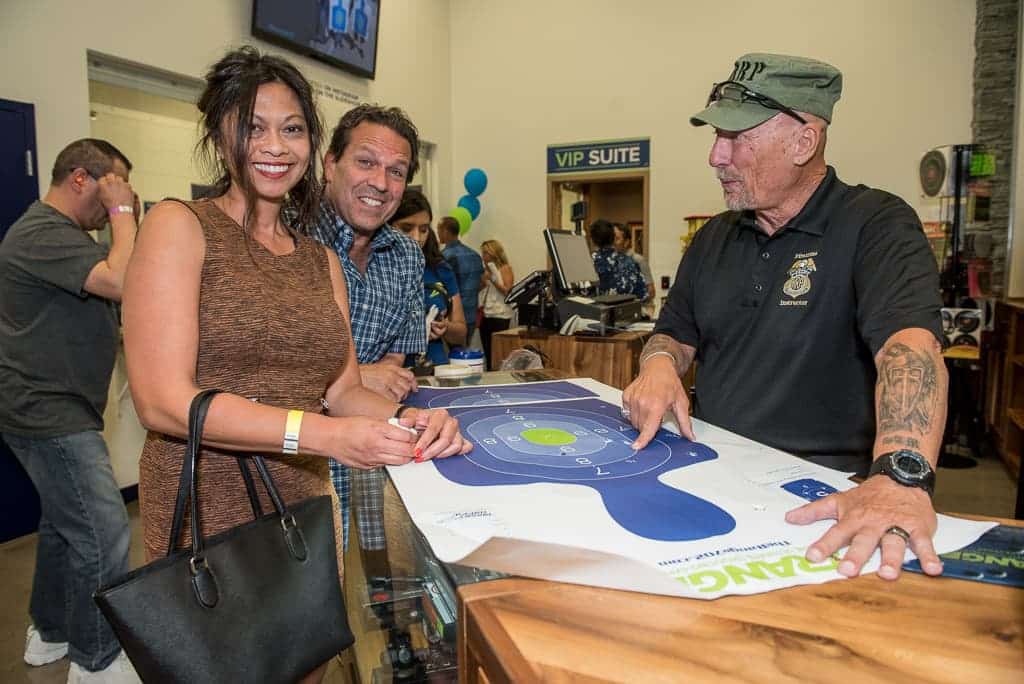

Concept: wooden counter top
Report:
left=458, top=519, right=1024, bottom=683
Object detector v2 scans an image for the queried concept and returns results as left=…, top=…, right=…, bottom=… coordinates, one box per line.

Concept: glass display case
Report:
left=340, top=370, right=566, bottom=683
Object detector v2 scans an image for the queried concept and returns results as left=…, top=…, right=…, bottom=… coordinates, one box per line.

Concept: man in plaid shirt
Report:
left=310, top=105, right=426, bottom=579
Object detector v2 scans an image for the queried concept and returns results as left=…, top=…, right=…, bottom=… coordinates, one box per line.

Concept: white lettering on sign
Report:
left=587, top=146, right=642, bottom=167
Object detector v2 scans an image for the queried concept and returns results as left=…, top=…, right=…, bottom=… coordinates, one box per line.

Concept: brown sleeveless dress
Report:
left=138, top=199, right=348, bottom=584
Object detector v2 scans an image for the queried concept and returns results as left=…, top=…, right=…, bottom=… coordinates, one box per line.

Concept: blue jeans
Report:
left=2, top=431, right=130, bottom=671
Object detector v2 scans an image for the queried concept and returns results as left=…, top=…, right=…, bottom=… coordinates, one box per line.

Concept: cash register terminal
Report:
left=542, top=228, right=642, bottom=333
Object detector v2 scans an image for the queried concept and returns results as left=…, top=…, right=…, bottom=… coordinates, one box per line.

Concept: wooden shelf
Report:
left=990, top=301, right=1024, bottom=516
left=491, top=327, right=649, bottom=389
left=944, top=346, right=981, bottom=361
left=1001, top=447, right=1022, bottom=482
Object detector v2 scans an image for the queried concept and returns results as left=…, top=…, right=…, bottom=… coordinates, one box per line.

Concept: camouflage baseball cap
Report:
left=690, top=53, right=842, bottom=131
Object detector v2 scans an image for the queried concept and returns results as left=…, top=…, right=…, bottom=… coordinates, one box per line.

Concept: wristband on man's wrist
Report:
left=108, top=205, right=134, bottom=217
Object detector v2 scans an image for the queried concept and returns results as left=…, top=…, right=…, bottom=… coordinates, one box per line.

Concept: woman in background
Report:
left=391, top=189, right=467, bottom=366
left=479, top=239, right=514, bottom=368
left=122, top=47, right=469, bottom=683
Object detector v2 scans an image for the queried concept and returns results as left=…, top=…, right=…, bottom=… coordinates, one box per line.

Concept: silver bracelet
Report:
left=640, top=350, right=678, bottom=369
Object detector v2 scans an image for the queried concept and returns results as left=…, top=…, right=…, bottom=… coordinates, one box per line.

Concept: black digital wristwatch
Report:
left=867, top=449, right=936, bottom=497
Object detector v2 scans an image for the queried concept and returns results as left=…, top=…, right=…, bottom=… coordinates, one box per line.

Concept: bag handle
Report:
left=236, top=458, right=265, bottom=519
left=166, top=391, right=301, bottom=561
left=166, top=389, right=219, bottom=556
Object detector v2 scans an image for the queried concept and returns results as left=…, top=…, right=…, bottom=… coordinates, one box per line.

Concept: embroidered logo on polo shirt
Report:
left=782, top=257, right=816, bottom=300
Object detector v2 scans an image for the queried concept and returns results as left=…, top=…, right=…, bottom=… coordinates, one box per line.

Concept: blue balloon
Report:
left=457, top=195, right=481, bottom=219
left=464, top=168, right=488, bottom=197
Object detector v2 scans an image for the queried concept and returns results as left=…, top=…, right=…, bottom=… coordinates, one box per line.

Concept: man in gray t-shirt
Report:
left=0, top=204, right=119, bottom=435
left=0, top=139, right=141, bottom=679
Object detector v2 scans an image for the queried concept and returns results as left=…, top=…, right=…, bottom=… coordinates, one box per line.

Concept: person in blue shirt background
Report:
left=589, top=218, right=647, bottom=298
left=438, top=215, right=484, bottom=343
left=391, top=189, right=467, bottom=366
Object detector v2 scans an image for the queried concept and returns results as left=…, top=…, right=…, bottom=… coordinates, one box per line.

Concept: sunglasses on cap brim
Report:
left=706, top=81, right=807, bottom=125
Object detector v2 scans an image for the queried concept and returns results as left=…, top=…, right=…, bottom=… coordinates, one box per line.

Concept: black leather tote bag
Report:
left=94, top=390, right=354, bottom=683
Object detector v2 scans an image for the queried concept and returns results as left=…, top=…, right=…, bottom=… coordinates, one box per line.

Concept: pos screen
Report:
left=544, top=229, right=599, bottom=292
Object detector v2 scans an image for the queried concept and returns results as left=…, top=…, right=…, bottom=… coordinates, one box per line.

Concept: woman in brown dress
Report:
left=122, top=47, right=471, bottom=684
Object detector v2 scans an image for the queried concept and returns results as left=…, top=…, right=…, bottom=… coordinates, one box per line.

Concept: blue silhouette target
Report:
left=436, top=399, right=736, bottom=541
left=405, top=381, right=597, bottom=409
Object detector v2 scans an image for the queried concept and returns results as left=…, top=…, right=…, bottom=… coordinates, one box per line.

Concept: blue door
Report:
left=0, top=98, right=42, bottom=542
left=0, top=99, right=39, bottom=240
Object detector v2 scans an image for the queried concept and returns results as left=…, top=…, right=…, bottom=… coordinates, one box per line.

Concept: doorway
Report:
left=0, top=98, right=39, bottom=240
left=86, top=55, right=203, bottom=497
left=0, top=98, right=42, bottom=542
left=547, top=170, right=649, bottom=256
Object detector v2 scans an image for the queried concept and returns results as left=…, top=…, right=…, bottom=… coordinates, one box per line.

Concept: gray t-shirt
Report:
left=0, top=201, right=117, bottom=437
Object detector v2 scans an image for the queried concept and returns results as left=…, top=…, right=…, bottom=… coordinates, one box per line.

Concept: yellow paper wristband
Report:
left=283, top=410, right=304, bottom=455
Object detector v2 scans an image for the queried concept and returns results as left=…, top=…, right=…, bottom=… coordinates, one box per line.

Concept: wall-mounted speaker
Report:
left=570, top=201, right=587, bottom=222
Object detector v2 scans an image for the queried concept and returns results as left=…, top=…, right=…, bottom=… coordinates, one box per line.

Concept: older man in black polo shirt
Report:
left=623, top=53, right=947, bottom=584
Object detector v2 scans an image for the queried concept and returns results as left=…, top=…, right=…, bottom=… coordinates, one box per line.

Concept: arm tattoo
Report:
left=881, top=435, right=920, bottom=449
left=640, top=334, right=695, bottom=375
left=877, top=342, right=938, bottom=435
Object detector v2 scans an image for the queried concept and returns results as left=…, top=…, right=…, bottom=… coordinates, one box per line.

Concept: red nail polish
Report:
left=414, top=448, right=422, bottom=458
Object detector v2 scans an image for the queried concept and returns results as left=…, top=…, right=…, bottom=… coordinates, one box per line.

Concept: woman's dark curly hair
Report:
left=195, top=46, right=323, bottom=232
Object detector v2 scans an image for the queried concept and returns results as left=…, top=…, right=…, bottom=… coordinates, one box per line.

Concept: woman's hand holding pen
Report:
left=397, top=408, right=472, bottom=462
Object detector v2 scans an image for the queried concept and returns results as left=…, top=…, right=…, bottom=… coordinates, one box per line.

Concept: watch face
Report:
left=891, top=451, right=927, bottom=481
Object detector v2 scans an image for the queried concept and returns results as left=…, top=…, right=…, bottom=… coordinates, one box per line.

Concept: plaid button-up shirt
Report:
left=307, top=200, right=427, bottom=363
left=305, top=200, right=427, bottom=549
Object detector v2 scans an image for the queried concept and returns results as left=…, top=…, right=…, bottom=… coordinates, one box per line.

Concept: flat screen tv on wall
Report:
left=252, top=0, right=381, bottom=79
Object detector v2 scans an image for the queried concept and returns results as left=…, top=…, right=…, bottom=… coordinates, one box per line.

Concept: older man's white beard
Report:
left=721, top=187, right=754, bottom=211
left=717, top=173, right=753, bottom=211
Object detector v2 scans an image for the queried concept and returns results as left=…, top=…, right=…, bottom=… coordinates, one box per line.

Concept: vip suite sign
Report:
left=547, top=138, right=650, bottom=174
left=390, top=379, right=994, bottom=599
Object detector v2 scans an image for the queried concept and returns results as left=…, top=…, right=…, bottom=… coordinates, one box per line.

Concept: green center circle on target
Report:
left=520, top=427, right=577, bottom=446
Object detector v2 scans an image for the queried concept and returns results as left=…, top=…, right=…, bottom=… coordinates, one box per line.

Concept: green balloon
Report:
left=450, top=206, right=472, bottom=235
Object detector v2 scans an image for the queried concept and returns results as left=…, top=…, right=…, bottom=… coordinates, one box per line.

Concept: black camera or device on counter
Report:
left=502, top=230, right=644, bottom=335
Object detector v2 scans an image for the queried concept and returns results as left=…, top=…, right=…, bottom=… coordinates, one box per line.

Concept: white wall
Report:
left=89, top=103, right=203, bottom=210
left=448, top=0, right=976, bottom=293
left=0, top=0, right=453, bottom=484
left=0, top=1, right=978, bottom=482
left=0, top=0, right=453, bottom=203
left=1009, top=8, right=1024, bottom=298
